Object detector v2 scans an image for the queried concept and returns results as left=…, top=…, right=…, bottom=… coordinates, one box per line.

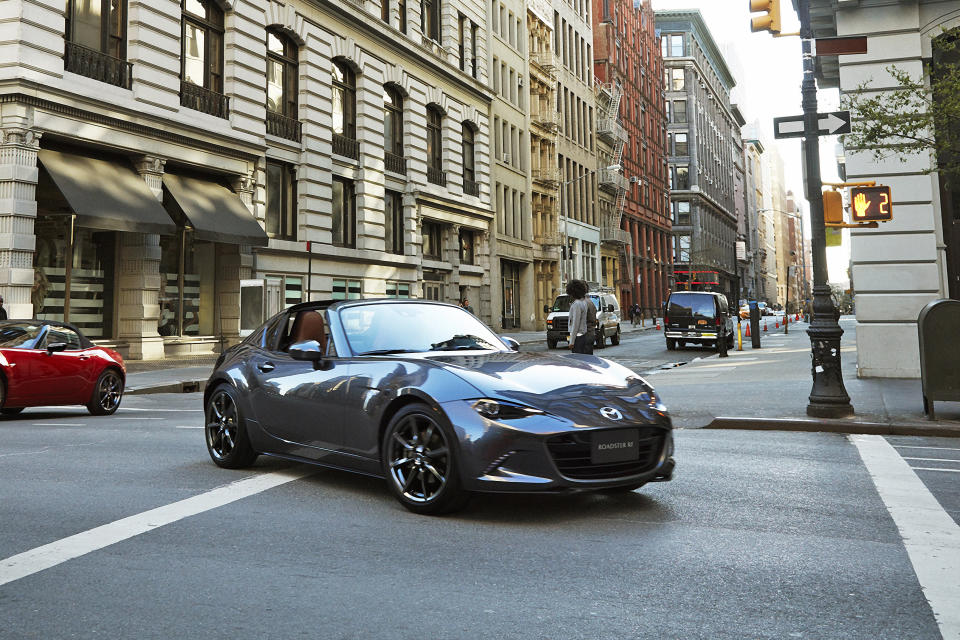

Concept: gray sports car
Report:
left=204, top=299, right=674, bottom=514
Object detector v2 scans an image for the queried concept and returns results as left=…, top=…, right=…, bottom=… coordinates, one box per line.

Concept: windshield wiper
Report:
left=429, top=335, right=499, bottom=351
left=358, top=348, right=422, bottom=356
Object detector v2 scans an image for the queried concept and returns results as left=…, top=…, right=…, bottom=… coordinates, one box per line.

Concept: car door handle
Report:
left=257, top=362, right=275, bottom=373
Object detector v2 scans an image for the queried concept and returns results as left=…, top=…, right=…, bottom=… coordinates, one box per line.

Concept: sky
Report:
left=651, top=0, right=851, bottom=286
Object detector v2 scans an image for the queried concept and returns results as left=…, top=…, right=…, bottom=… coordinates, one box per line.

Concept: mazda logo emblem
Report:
left=600, top=407, right=623, bottom=421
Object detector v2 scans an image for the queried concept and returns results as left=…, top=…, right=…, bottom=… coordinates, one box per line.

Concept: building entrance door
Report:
left=501, top=260, right=521, bottom=329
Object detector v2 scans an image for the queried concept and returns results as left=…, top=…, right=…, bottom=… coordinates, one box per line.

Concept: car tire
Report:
left=547, top=338, right=558, bottom=349
left=382, top=403, right=468, bottom=515
left=610, top=326, right=621, bottom=346
left=205, top=385, right=258, bottom=469
left=677, top=340, right=686, bottom=349
left=1, top=407, right=24, bottom=416
left=666, top=338, right=676, bottom=351
left=595, top=330, right=606, bottom=349
left=87, top=368, right=124, bottom=416
left=599, top=481, right=646, bottom=494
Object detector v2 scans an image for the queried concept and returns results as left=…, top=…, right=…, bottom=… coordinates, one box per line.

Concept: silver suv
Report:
left=544, top=292, right=622, bottom=349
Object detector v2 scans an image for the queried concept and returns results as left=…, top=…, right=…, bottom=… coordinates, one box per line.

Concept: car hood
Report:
left=418, top=350, right=667, bottom=424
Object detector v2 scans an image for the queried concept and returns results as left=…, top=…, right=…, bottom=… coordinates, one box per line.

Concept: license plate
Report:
left=592, top=429, right=640, bottom=464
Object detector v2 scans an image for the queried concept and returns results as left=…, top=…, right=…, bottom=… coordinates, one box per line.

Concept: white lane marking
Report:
left=110, top=417, right=165, bottom=421
left=30, top=423, right=85, bottom=427
left=175, top=426, right=203, bottom=429
left=913, top=468, right=960, bottom=474
left=895, top=446, right=960, bottom=452
left=0, top=468, right=312, bottom=588
left=903, top=457, right=960, bottom=463
left=850, top=434, right=960, bottom=640
left=118, top=408, right=203, bottom=413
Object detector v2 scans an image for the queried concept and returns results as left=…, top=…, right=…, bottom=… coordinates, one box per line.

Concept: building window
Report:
left=384, top=190, right=404, bottom=255
left=332, top=279, right=362, bottom=300
left=332, top=60, right=358, bottom=158
left=661, top=33, right=684, bottom=57
left=673, top=132, right=688, bottom=156
left=386, top=282, right=411, bottom=298
left=669, top=68, right=684, bottom=91
left=673, top=100, right=687, bottom=123
left=672, top=165, right=689, bottom=190
left=677, top=235, right=690, bottom=262
left=266, top=275, right=304, bottom=310
left=181, top=0, right=224, bottom=93
left=398, top=0, right=406, bottom=32
left=332, top=177, right=355, bottom=248
left=459, top=228, right=474, bottom=265
left=384, top=85, right=405, bottom=173
left=471, top=22, right=478, bottom=78
left=674, top=201, right=691, bottom=225
left=381, top=0, right=390, bottom=22
left=64, top=0, right=130, bottom=88
left=266, top=29, right=300, bottom=140
left=427, top=106, right=445, bottom=185
left=421, top=0, right=440, bottom=41
left=458, top=13, right=467, bottom=71
left=422, top=221, right=443, bottom=260
left=266, top=160, right=296, bottom=240
left=462, top=123, right=478, bottom=196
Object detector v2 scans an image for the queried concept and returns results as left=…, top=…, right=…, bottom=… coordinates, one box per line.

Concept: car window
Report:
left=668, top=294, right=716, bottom=319
left=43, top=327, right=82, bottom=350
left=0, top=323, right=44, bottom=349
left=718, top=296, right=728, bottom=314
left=273, top=310, right=333, bottom=356
left=550, top=295, right=573, bottom=312
left=588, top=295, right=601, bottom=310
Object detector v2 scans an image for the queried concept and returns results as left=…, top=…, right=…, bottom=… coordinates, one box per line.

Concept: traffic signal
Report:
left=749, top=0, right=781, bottom=34
left=823, top=190, right=843, bottom=225
left=850, top=185, right=893, bottom=222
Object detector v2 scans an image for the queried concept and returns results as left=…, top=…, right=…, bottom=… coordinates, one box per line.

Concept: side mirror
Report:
left=605, top=304, right=615, bottom=313
left=543, top=305, right=550, bottom=314
left=500, top=336, right=521, bottom=352
left=46, top=342, right=67, bottom=354
left=289, top=340, right=325, bottom=361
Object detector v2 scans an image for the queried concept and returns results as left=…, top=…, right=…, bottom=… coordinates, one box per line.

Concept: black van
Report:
left=664, top=291, right=735, bottom=351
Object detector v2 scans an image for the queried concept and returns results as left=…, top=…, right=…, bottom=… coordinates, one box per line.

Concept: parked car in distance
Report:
left=204, top=299, right=674, bottom=514
left=0, top=320, right=125, bottom=415
left=545, top=292, right=622, bottom=349
left=663, top=291, right=735, bottom=351
left=758, top=302, right=772, bottom=316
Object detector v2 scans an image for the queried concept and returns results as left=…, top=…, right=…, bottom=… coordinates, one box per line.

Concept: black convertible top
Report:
left=0, top=319, right=95, bottom=349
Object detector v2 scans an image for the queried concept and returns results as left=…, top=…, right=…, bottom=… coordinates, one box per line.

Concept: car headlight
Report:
left=472, top=399, right=544, bottom=420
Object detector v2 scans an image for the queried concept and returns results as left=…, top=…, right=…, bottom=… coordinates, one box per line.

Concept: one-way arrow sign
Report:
left=773, top=111, right=851, bottom=139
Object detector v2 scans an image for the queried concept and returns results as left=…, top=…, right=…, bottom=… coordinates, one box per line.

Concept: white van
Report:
left=544, top=292, right=622, bottom=349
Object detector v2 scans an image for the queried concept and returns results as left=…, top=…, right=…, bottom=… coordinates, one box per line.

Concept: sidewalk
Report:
left=647, top=316, right=960, bottom=436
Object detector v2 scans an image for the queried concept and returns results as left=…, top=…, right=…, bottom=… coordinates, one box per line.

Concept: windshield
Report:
left=340, top=303, right=508, bottom=355
left=668, top=294, right=716, bottom=319
left=0, top=323, right=44, bottom=348
left=552, top=295, right=600, bottom=312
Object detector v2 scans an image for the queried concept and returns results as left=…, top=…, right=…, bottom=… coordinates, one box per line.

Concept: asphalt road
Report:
left=1, top=391, right=956, bottom=640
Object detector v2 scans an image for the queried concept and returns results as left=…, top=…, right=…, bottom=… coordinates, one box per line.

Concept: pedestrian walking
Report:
left=566, top=279, right=594, bottom=354
left=631, top=303, right=641, bottom=326
left=0, top=295, right=6, bottom=320
left=460, top=298, right=475, bottom=315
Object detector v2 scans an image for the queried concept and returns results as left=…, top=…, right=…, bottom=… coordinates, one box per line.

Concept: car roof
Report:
left=285, top=298, right=464, bottom=314
left=0, top=319, right=93, bottom=347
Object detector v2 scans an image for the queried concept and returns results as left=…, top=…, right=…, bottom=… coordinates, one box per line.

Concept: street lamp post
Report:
left=798, top=0, right=853, bottom=417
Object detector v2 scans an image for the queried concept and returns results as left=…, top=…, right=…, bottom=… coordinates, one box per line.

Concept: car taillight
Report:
left=664, top=315, right=669, bottom=324
left=716, top=317, right=722, bottom=326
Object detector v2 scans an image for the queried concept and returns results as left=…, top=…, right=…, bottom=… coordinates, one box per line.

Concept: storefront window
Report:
left=158, top=231, right=215, bottom=337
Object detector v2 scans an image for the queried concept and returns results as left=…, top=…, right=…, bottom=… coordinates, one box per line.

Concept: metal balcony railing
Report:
left=597, top=116, right=628, bottom=143
left=266, top=111, right=302, bottom=142
left=601, top=226, right=631, bottom=244
left=333, top=133, right=360, bottom=160
left=180, top=82, right=229, bottom=119
left=463, top=178, right=480, bottom=196
left=64, top=42, right=133, bottom=89
left=598, top=167, right=628, bottom=193
left=532, top=167, right=560, bottom=187
left=427, top=166, right=447, bottom=186
left=385, top=151, right=407, bottom=175
left=531, top=110, right=561, bottom=131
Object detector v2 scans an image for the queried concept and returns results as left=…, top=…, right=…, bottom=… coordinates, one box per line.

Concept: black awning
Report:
left=162, top=173, right=269, bottom=246
left=37, top=149, right=177, bottom=235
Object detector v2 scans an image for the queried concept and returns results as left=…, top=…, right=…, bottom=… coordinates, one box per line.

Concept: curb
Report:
left=515, top=325, right=660, bottom=345
left=704, top=416, right=960, bottom=438
left=126, top=380, right=207, bottom=395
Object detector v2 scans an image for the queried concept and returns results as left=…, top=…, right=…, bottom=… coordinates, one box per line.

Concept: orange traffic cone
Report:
left=745, top=323, right=751, bottom=337
left=763, top=322, right=768, bottom=332
left=775, top=320, right=780, bottom=328
left=656, top=320, right=661, bottom=330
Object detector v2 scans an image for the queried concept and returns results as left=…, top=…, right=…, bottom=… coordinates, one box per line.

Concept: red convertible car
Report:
left=0, top=320, right=125, bottom=416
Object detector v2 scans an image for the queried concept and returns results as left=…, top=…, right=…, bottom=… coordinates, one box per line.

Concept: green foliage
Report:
left=842, top=31, right=960, bottom=187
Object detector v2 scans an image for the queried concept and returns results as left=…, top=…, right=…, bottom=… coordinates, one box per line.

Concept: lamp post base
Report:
left=805, top=284, right=854, bottom=418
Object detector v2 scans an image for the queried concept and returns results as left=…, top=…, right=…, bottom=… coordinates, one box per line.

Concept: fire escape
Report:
left=596, top=82, right=632, bottom=287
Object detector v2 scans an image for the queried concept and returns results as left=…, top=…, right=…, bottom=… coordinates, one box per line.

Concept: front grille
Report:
left=547, top=428, right=664, bottom=480
left=552, top=317, right=568, bottom=332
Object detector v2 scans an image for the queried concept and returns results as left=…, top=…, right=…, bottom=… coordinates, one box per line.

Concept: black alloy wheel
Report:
left=383, top=404, right=466, bottom=515
left=205, top=386, right=258, bottom=468
left=87, top=369, right=124, bottom=415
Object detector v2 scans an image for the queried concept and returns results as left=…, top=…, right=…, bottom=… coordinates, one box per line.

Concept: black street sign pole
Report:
left=799, top=0, right=854, bottom=417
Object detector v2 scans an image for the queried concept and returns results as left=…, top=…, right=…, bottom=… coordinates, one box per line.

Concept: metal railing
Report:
left=333, top=133, right=359, bottom=160
left=385, top=151, right=407, bottom=175
left=531, top=110, right=561, bottom=131
left=427, top=166, right=446, bottom=186
left=266, top=111, right=302, bottom=142
left=65, top=42, right=133, bottom=89
left=597, top=116, right=628, bottom=143
left=601, top=226, right=631, bottom=245
left=532, top=166, right=561, bottom=186
left=463, top=178, right=480, bottom=196
left=180, top=82, right=229, bottom=119
left=598, top=167, right=628, bottom=192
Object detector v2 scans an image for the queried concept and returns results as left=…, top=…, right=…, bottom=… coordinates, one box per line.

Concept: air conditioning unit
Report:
left=518, top=76, right=524, bottom=87
left=502, top=152, right=511, bottom=163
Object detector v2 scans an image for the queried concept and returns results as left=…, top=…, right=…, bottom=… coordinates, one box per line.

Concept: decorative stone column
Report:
left=447, top=223, right=461, bottom=302
left=216, top=244, right=242, bottom=348
left=0, top=115, right=40, bottom=320
left=116, top=156, right=166, bottom=360
left=230, top=174, right=256, bottom=281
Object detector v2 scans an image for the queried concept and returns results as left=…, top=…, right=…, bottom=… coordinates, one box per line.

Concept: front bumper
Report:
left=664, top=330, right=717, bottom=340
left=441, top=399, right=674, bottom=493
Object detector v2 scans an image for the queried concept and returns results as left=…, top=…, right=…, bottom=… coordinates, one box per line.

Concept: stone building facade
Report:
left=0, top=0, right=492, bottom=358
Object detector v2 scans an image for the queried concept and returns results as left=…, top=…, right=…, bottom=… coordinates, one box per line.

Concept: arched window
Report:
left=426, top=106, right=444, bottom=185
left=332, top=60, right=358, bottom=159
left=181, top=0, right=223, bottom=93
left=461, top=123, right=477, bottom=196
left=64, top=0, right=129, bottom=87
left=384, top=86, right=405, bottom=174
left=266, top=29, right=298, bottom=119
